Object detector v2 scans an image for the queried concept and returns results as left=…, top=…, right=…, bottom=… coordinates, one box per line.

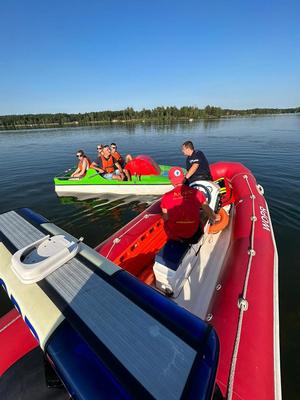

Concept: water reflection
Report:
left=54, top=194, right=158, bottom=248
left=202, top=118, right=222, bottom=130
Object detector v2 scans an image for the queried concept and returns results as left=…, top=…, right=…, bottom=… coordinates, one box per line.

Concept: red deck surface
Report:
left=0, top=308, right=38, bottom=376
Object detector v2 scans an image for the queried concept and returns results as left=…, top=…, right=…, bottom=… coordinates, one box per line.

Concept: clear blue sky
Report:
left=1, top=0, right=299, bottom=115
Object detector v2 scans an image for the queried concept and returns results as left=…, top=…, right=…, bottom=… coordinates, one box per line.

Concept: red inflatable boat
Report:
left=0, top=161, right=281, bottom=399
left=0, top=308, right=38, bottom=376
left=96, top=161, right=281, bottom=399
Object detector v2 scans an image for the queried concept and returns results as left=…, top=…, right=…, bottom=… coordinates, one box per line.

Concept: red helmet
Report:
left=168, top=167, right=184, bottom=185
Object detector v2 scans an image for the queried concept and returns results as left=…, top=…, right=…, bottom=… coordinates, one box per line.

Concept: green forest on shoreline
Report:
left=1, top=105, right=299, bottom=130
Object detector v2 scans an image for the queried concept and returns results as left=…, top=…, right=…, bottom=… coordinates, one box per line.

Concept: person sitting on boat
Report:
left=110, top=143, right=131, bottom=181
left=97, top=144, right=104, bottom=154
left=110, top=143, right=124, bottom=166
left=91, top=145, right=125, bottom=180
left=161, top=167, right=218, bottom=241
left=181, top=140, right=212, bottom=184
left=71, top=150, right=91, bottom=178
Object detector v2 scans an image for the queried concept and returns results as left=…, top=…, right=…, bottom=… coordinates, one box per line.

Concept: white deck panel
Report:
left=174, top=206, right=233, bottom=319
left=55, top=183, right=172, bottom=196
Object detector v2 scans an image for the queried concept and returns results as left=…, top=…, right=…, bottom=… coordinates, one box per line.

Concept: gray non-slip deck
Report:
left=0, top=210, right=196, bottom=400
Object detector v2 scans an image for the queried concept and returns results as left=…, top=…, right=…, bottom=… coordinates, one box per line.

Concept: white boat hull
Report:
left=54, top=183, right=173, bottom=196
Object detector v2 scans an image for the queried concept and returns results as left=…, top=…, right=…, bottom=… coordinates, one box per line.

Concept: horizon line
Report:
left=1, top=104, right=300, bottom=118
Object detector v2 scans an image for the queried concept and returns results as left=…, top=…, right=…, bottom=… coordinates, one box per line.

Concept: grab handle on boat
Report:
left=257, top=184, right=264, bottom=195
left=11, top=235, right=81, bottom=284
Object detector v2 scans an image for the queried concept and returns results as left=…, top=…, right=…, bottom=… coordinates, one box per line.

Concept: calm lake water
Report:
left=0, top=115, right=299, bottom=398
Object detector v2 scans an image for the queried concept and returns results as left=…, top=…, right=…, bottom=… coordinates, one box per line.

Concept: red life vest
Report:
left=78, top=156, right=91, bottom=173
left=100, top=155, right=115, bottom=173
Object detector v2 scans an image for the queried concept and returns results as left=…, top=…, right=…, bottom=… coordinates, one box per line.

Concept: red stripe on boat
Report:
left=0, top=308, right=38, bottom=376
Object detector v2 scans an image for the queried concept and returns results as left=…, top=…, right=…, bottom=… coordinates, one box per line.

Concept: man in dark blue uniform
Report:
left=181, top=140, right=212, bottom=184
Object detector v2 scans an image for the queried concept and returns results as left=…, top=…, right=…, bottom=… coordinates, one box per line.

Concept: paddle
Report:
left=55, top=167, right=77, bottom=180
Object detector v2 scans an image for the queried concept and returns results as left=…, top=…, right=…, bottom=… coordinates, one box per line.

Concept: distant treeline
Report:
left=1, top=105, right=299, bottom=130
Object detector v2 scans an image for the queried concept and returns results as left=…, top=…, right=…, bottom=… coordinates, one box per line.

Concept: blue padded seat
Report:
left=155, top=240, right=191, bottom=271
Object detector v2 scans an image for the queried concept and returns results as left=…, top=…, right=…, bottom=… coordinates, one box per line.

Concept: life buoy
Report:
left=208, top=208, right=229, bottom=234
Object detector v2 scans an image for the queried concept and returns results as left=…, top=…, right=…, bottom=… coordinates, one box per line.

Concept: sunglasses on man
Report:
left=76, top=154, right=83, bottom=158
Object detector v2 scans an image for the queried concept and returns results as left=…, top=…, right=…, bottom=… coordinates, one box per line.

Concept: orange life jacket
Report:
left=112, top=151, right=123, bottom=165
left=100, top=155, right=115, bottom=173
left=78, top=156, right=91, bottom=173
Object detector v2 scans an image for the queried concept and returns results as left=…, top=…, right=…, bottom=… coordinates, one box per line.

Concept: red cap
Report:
left=168, top=167, right=185, bottom=185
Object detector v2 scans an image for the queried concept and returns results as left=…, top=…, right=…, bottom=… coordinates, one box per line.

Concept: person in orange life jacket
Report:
left=110, top=143, right=124, bottom=166
left=97, top=144, right=104, bottom=154
left=110, top=142, right=133, bottom=165
left=181, top=140, right=212, bottom=185
left=71, top=150, right=91, bottom=178
left=91, top=145, right=125, bottom=180
left=110, top=143, right=131, bottom=181
left=161, top=167, right=219, bottom=241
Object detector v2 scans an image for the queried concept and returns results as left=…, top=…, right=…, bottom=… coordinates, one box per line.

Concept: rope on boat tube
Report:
left=105, top=213, right=157, bottom=259
left=227, top=175, right=257, bottom=400
left=0, top=314, right=21, bottom=333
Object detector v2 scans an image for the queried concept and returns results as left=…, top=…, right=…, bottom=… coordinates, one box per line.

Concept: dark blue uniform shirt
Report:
left=186, top=150, right=212, bottom=183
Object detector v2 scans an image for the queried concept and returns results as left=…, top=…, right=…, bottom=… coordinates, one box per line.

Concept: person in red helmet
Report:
left=161, top=167, right=218, bottom=241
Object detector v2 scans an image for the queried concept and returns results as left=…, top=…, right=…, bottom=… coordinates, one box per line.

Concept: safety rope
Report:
left=105, top=213, right=157, bottom=259
left=227, top=175, right=257, bottom=399
left=0, top=313, right=21, bottom=333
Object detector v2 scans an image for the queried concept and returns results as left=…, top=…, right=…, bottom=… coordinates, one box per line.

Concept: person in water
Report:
left=181, top=140, right=212, bottom=184
left=110, top=143, right=131, bottom=180
left=161, top=167, right=218, bottom=241
left=71, top=150, right=91, bottom=178
left=91, top=145, right=125, bottom=180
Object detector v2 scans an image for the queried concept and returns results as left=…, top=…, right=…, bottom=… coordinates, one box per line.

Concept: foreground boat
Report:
left=54, top=155, right=173, bottom=196
left=0, top=210, right=218, bottom=399
left=0, top=161, right=281, bottom=399
left=95, top=161, right=281, bottom=399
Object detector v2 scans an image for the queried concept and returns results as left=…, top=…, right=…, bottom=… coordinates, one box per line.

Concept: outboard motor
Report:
left=189, top=180, right=220, bottom=212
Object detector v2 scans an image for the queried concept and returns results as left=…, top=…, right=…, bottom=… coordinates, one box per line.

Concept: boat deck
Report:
left=103, top=205, right=233, bottom=320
